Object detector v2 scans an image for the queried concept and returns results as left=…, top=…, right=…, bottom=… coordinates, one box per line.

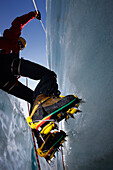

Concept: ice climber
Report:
left=0, top=11, right=60, bottom=104
left=0, top=11, right=81, bottom=162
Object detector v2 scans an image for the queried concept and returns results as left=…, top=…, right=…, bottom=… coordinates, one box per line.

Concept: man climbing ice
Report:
left=0, top=11, right=60, bottom=104
left=0, top=11, right=80, bottom=162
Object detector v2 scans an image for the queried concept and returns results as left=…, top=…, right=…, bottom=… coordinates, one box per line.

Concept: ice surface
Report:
left=46, top=0, right=113, bottom=169
left=0, top=90, right=38, bottom=170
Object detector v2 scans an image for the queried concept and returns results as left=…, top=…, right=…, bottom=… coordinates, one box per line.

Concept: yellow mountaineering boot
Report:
left=27, top=94, right=81, bottom=135
left=26, top=93, right=81, bottom=162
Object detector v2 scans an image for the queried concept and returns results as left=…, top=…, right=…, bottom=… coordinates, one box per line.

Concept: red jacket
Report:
left=0, top=11, right=37, bottom=54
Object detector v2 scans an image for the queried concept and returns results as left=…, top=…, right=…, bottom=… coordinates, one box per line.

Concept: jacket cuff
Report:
left=34, top=11, right=38, bottom=17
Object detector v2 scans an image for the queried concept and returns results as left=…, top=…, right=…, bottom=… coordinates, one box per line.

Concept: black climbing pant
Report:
left=0, top=54, right=59, bottom=104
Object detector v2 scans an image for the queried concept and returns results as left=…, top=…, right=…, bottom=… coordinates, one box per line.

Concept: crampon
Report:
left=27, top=94, right=82, bottom=162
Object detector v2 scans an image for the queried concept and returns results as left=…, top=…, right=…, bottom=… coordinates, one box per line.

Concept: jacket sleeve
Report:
left=11, top=11, right=37, bottom=30
left=2, top=11, right=37, bottom=53
left=3, top=11, right=37, bottom=41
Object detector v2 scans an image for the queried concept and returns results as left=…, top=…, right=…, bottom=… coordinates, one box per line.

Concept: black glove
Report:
left=35, top=10, right=41, bottom=20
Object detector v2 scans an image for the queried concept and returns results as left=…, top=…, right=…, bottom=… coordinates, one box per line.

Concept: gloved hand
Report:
left=35, top=10, right=41, bottom=20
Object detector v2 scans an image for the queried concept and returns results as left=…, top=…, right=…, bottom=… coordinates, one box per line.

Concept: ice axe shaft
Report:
left=32, top=0, right=39, bottom=14
left=32, top=0, right=46, bottom=33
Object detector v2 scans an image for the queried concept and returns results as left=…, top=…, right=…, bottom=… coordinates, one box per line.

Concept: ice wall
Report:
left=46, top=0, right=113, bottom=169
left=0, top=90, right=37, bottom=170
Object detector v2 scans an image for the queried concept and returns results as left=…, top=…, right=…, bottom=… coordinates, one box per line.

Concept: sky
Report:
left=0, top=0, right=47, bottom=115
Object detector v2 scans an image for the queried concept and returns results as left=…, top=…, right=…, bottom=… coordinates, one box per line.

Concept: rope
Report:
left=31, top=129, right=41, bottom=170
left=26, top=78, right=41, bottom=170
left=32, top=0, right=46, bottom=34
left=26, top=78, right=30, bottom=112
left=61, top=146, right=65, bottom=170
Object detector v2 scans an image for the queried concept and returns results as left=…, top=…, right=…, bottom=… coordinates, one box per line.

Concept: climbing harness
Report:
left=11, top=58, right=22, bottom=75
left=2, top=75, right=21, bottom=92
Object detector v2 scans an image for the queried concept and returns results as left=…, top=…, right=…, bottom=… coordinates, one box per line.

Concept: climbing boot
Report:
left=36, top=130, right=66, bottom=163
left=27, top=94, right=81, bottom=135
